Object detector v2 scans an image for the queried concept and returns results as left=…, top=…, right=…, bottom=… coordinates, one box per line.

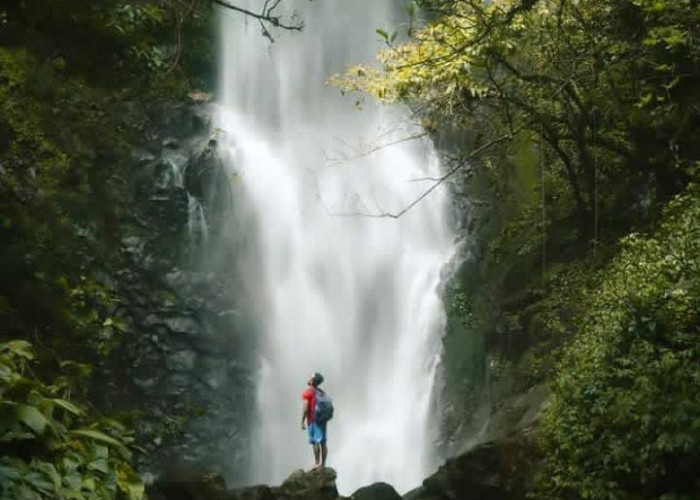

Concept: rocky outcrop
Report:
left=148, top=427, right=541, bottom=500
left=273, top=468, right=339, bottom=500
left=406, top=384, right=548, bottom=500
left=480, top=384, right=549, bottom=444
left=149, top=469, right=229, bottom=500
left=149, top=469, right=339, bottom=500
left=350, top=482, right=401, bottom=500
left=408, top=430, right=540, bottom=500
left=228, top=485, right=276, bottom=500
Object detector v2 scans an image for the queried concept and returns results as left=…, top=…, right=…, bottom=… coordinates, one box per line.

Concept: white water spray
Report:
left=217, top=1, right=456, bottom=493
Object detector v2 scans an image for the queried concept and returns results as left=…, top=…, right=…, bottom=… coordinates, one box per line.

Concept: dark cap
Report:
left=311, top=372, right=324, bottom=386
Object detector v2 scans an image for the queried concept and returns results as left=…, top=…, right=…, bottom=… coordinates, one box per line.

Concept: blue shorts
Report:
left=307, top=422, right=327, bottom=444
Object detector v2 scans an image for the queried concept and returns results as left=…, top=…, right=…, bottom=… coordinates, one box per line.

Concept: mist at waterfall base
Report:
left=216, top=1, right=457, bottom=494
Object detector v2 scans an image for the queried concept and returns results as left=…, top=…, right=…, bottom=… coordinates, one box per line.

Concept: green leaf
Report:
left=59, top=361, right=92, bottom=380
left=16, top=483, right=41, bottom=500
left=62, top=456, right=80, bottom=472
left=62, top=471, right=83, bottom=494
left=52, top=398, right=83, bottom=416
left=87, top=456, right=109, bottom=475
left=2, top=340, right=34, bottom=360
left=117, top=465, right=145, bottom=500
left=0, top=462, right=24, bottom=481
left=15, top=405, right=48, bottom=435
left=36, top=462, right=61, bottom=491
left=69, top=429, right=130, bottom=458
left=92, top=445, right=109, bottom=460
left=0, top=361, right=13, bottom=380
left=24, top=470, right=55, bottom=493
left=376, top=29, right=389, bottom=40
left=82, top=476, right=96, bottom=491
left=0, top=429, right=36, bottom=442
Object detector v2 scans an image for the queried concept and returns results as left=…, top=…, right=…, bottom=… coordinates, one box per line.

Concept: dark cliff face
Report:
left=0, top=1, right=252, bottom=491
left=94, top=98, right=255, bottom=484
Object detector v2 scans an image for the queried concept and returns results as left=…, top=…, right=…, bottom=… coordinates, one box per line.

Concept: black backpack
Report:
left=314, top=389, right=334, bottom=423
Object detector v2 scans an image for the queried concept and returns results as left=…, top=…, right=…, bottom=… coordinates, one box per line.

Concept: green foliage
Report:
left=506, top=261, right=590, bottom=389
left=341, top=7, right=700, bottom=486
left=0, top=48, right=71, bottom=184
left=536, top=186, right=700, bottom=499
left=0, top=1, right=215, bottom=490
left=335, top=0, right=699, bottom=227
left=0, top=341, right=144, bottom=500
left=0, top=0, right=212, bottom=354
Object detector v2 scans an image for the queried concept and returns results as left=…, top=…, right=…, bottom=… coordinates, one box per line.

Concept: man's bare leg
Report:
left=321, top=443, right=328, bottom=467
left=312, top=444, right=321, bottom=468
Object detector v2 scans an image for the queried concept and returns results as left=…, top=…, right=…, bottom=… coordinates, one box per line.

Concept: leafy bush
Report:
left=0, top=340, right=144, bottom=500
left=537, top=186, right=700, bottom=499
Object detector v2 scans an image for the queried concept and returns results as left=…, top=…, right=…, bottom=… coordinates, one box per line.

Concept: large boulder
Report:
left=413, top=430, right=541, bottom=500
left=350, top=482, right=401, bottom=500
left=275, top=468, right=339, bottom=500
left=228, top=485, right=276, bottom=500
left=148, top=469, right=228, bottom=500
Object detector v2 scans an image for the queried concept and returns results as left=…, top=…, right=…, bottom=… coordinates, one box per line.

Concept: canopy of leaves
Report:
left=334, top=4, right=700, bottom=492
left=0, top=0, right=215, bottom=345
left=334, top=0, right=699, bottom=225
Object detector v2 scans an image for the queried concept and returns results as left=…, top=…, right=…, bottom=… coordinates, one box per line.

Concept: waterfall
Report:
left=187, top=194, right=209, bottom=247
left=217, top=1, right=456, bottom=494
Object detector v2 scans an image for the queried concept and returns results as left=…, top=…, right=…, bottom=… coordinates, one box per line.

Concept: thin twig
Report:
left=165, top=0, right=197, bottom=74
left=325, top=132, right=428, bottom=166
left=331, top=124, right=527, bottom=219
left=209, top=0, right=304, bottom=31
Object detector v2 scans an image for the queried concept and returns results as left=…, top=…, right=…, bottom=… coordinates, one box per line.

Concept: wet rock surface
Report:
left=147, top=430, right=541, bottom=500
left=350, top=482, right=402, bottom=500
left=414, top=430, right=540, bottom=500
left=148, top=469, right=229, bottom=500
left=86, top=98, right=253, bottom=484
left=402, top=384, right=549, bottom=500
left=275, top=468, right=340, bottom=500
left=149, top=469, right=339, bottom=500
left=228, top=485, right=276, bottom=500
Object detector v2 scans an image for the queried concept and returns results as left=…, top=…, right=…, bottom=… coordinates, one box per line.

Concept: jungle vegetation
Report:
left=335, top=0, right=699, bottom=497
left=0, top=0, right=297, bottom=497
left=1, top=0, right=698, bottom=498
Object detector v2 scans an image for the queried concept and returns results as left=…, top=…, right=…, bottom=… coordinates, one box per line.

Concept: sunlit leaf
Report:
left=52, top=398, right=83, bottom=416
left=2, top=340, right=33, bottom=360
left=117, top=465, right=145, bottom=500
left=69, top=429, right=130, bottom=458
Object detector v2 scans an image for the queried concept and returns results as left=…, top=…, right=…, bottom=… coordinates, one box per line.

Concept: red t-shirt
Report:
left=301, top=387, right=324, bottom=424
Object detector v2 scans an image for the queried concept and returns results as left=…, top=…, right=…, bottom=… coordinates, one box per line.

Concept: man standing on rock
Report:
left=301, top=372, right=332, bottom=469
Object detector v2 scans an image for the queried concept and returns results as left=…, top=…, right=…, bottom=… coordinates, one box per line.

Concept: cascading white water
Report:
left=187, top=194, right=209, bottom=246
left=217, top=1, right=456, bottom=494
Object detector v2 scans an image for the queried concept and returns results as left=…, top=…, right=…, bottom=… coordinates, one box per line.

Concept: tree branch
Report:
left=324, top=132, right=428, bottom=167
left=209, top=0, right=304, bottom=31
left=331, top=124, right=527, bottom=219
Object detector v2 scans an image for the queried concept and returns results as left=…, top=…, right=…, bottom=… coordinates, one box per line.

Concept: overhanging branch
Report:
left=331, top=124, right=527, bottom=219
left=209, top=0, right=304, bottom=31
